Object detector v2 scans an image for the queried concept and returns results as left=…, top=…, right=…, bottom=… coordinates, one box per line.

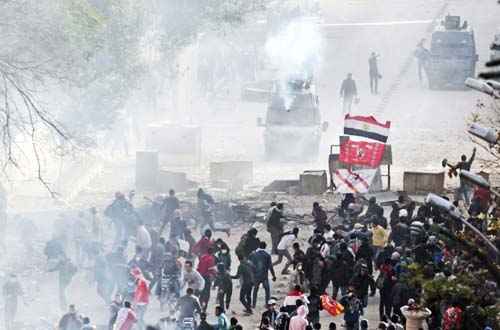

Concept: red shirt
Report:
left=473, top=187, right=491, bottom=209
left=133, top=278, right=150, bottom=305
left=192, top=237, right=214, bottom=257
left=197, top=254, right=216, bottom=277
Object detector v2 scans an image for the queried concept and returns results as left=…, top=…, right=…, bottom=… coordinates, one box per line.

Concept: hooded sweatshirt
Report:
left=114, top=307, right=137, bottom=330
left=289, top=305, right=308, bottom=330
left=131, top=267, right=150, bottom=305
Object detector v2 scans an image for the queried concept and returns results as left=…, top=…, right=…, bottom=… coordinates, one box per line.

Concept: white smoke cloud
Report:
left=265, top=18, right=323, bottom=86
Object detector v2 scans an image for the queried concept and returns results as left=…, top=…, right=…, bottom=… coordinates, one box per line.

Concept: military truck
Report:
left=427, top=15, right=478, bottom=90
left=257, top=76, right=328, bottom=161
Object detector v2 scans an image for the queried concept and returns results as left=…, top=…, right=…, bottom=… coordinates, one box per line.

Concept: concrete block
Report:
left=263, top=180, right=300, bottom=192
left=157, top=170, right=187, bottom=193
left=136, top=151, right=159, bottom=191
left=403, top=171, right=445, bottom=194
left=300, top=170, right=327, bottom=195
left=209, top=161, right=253, bottom=190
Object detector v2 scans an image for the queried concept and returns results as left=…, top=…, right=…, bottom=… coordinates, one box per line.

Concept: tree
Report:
left=0, top=0, right=268, bottom=193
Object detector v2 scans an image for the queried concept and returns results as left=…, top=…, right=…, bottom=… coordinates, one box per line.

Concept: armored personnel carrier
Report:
left=257, top=75, right=328, bottom=161
left=427, top=15, right=478, bottom=89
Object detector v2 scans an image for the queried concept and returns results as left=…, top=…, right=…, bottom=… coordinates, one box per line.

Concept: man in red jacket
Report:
left=192, top=229, right=214, bottom=257
left=197, top=247, right=217, bottom=311
left=131, top=267, right=150, bottom=329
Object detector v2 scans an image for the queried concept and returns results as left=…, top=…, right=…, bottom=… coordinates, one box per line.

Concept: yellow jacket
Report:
left=372, top=225, right=388, bottom=247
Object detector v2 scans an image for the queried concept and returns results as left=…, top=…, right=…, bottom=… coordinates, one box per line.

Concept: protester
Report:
left=198, top=247, right=217, bottom=311
left=81, top=316, right=96, bottom=330
left=250, top=241, right=277, bottom=309
left=131, top=267, right=150, bottom=330
left=192, top=229, right=214, bottom=257
left=214, top=263, right=233, bottom=313
left=58, top=305, right=83, bottom=330
left=136, top=220, right=152, bottom=258
left=369, top=52, right=380, bottom=94
left=340, top=73, right=358, bottom=113
left=273, top=227, right=299, bottom=274
left=289, top=305, right=308, bottom=330
left=109, top=294, right=123, bottom=330
left=261, top=298, right=279, bottom=329
left=312, top=202, right=328, bottom=231
left=198, top=312, right=214, bottom=330
left=400, top=299, right=432, bottom=330
left=213, top=305, right=229, bottom=330
left=235, top=227, right=260, bottom=259
left=307, top=286, right=322, bottom=325
left=267, top=203, right=285, bottom=254
left=232, top=255, right=255, bottom=314
left=177, top=288, right=202, bottom=324
left=182, top=260, right=206, bottom=295
left=114, top=301, right=137, bottom=330
left=340, top=288, right=363, bottom=330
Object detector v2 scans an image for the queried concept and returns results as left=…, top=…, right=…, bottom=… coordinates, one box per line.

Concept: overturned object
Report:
left=333, top=168, right=382, bottom=194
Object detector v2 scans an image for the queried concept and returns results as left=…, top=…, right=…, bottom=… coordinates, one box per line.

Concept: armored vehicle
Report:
left=427, top=15, right=478, bottom=89
left=257, top=76, right=327, bottom=161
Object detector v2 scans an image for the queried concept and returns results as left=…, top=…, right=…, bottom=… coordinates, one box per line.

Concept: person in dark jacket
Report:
left=330, top=242, right=354, bottom=299
left=391, top=276, right=411, bottom=321
left=389, top=221, right=410, bottom=247
left=162, top=189, right=180, bottom=223
left=261, top=299, right=279, bottom=329
left=214, top=263, right=233, bottom=313
left=340, top=289, right=363, bottom=330
left=312, top=202, right=328, bottom=231
left=250, top=242, right=277, bottom=309
left=58, top=304, right=82, bottom=330
left=349, top=264, right=375, bottom=308
left=232, top=256, right=255, bottom=314
left=304, top=240, right=325, bottom=290
left=355, top=238, right=374, bottom=275
left=378, top=258, right=397, bottom=319
left=368, top=52, right=380, bottom=94
left=340, top=73, right=358, bottom=113
left=104, top=192, right=135, bottom=247
left=292, top=243, right=306, bottom=270
left=307, top=286, right=323, bottom=325
left=267, top=203, right=285, bottom=254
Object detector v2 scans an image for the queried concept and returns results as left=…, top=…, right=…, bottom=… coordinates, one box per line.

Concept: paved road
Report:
left=197, top=0, right=499, bottom=189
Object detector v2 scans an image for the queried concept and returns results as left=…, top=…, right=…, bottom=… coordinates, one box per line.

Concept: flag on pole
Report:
left=333, top=168, right=379, bottom=194
left=339, top=139, right=385, bottom=167
left=344, top=114, right=391, bottom=143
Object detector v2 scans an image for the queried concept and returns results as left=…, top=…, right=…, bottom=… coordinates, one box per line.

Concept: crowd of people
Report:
left=3, top=176, right=499, bottom=330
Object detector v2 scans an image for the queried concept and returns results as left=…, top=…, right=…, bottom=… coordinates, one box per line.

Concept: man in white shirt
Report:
left=136, top=220, right=152, bottom=258
left=272, top=227, right=299, bottom=275
left=181, top=260, right=205, bottom=296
